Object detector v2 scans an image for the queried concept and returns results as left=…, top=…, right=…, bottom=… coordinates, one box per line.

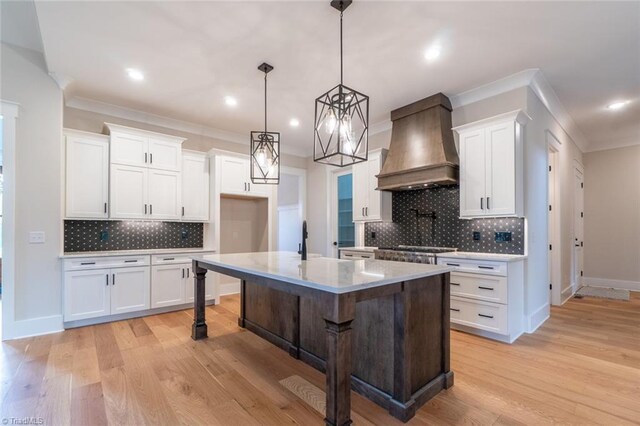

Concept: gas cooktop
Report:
left=376, top=246, right=458, bottom=254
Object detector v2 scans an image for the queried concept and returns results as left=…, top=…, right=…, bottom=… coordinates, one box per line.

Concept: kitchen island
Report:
left=190, top=252, right=453, bottom=425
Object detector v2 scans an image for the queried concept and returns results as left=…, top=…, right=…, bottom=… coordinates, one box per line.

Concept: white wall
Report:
left=1, top=43, right=64, bottom=337
left=584, top=145, right=640, bottom=290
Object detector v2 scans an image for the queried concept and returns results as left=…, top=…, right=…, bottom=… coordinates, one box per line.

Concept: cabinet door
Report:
left=365, top=157, right=382, bottom=220
left=151, top=265, right=186, bottom=308
left=184, top=265, right=215, bottom=302
left=110, top=165, right=148, bottom=219
left=351, top=160, right=369, bottom=221
left=64, top=269, right=111, bottom=321
left=148, top=138, right=182, bottom=171
left=111, top=267, right=150, bottom=315
left=485, top=122, right=516, bottom=216
left=182, top=154, right=209, bottom=221
left=148, top=169, right=181, bottom=220
left=66, top=135, right=109, bottom=219
left=219, top=156, right=248, bottom=195
left=459, top=129, right=487, bottom=217
left=247, top=181, right=272, bottom=197
left=110, top=132, right=148, bottom=167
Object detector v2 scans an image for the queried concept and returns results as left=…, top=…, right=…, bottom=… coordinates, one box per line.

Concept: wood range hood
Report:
left=377, top=93, right=459, bottom=191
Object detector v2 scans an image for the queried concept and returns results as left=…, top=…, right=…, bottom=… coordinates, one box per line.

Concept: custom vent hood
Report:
left=377, top=93, right=459, bottom=191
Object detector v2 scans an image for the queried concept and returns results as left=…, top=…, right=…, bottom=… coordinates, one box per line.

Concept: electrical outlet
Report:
left=100, top=230, right=109, bottom=242
left=181, top=230, right=189, bottom=240
left=29, top=231, right=45, bottom=244
left=473, top=231, right=481, bottom=241
left=495, top=232, right=512, bottom=242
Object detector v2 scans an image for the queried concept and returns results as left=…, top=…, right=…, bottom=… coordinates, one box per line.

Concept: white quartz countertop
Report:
left=192, top=251, right=452, bottom=294
left=60, top=248, right=216, bottom=259
left=438, top=251, right=527, bottom=262
left=338, top=246, right=377, bottom=252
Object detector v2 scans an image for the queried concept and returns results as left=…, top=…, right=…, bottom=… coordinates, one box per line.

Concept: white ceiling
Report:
left=33, top=1, right=639, bottom=154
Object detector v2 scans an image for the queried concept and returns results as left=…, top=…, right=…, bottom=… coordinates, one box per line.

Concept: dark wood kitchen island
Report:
left=190, top=252, right=454, bottom=425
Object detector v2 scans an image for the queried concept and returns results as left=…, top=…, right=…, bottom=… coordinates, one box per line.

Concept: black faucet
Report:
left=298, top=220, right=308, bottom=260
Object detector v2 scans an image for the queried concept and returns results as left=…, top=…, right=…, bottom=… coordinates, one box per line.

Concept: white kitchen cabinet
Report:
left=110, top=266, right=151, bottom=315
left=148, top=169, right=181, bottom=220
left=151, top=264, right=186, bottom=308
left=148, top=137, right=182, bottom=171
left=65, top=130, right=110, bottom=219
left=454, top=110, right=528, bottom=218
left=352, top=149, right=392, bottom=222
left=64, top=268, right=111, bottom=321
left=182, top=151, right=210, bottom=221
left=110, top=131, right=148, bottom=167
left=218, top=155, right=271, bottom=197
left=184, top=264, right=215, bottom=302
left=107, top=123, right=184, bottom=171
left=110, top=164, right=149, bottom=219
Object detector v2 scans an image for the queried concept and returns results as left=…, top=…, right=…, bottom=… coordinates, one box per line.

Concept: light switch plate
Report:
left=29, top=231, right=46, bottom=244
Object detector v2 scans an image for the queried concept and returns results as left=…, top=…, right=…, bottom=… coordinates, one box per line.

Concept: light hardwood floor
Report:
left=1, top=293, right=639, bottom=425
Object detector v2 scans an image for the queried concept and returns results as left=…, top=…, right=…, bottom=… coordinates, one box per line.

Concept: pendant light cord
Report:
left=340, top=10, right=344, bottom=85
left=264, top=70, right=268, bottom=133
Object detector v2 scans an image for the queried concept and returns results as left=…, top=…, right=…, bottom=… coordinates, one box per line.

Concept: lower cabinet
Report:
left=64, top=266, right=150, bottom=321
left=151, top=263, right=214, bottom=308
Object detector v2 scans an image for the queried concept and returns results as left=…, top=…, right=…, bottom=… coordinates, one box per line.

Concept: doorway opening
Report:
left=328, top=168, right=353, bottom=258
left=277, top=167, right=306, bottom=252
left=548, top=145, right=561, bottom=305
left=572, top=162, right=585, bottom=294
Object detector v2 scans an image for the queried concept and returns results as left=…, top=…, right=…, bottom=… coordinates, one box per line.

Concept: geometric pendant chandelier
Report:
left=251, top=62, right=280, bottom=184
left=313, top=0, right=369, bottom=167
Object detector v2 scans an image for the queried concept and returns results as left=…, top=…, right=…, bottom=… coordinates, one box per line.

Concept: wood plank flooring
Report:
left=1, top=293, right=639, bottom=425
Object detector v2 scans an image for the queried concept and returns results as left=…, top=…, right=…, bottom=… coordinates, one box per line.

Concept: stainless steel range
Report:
left=374, top=246, right=457, bottom=264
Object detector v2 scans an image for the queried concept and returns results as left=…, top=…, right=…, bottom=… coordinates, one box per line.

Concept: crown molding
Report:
left=64, top=96, right=310, bottom=158
left=450, top=68, right=588, bottom=153
left=369, top=119, right=392, bottom=136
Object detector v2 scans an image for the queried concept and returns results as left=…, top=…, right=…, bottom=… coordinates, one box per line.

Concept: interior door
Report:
left=65, top=135, right=109, bottom=218
left=148, top=137, right=181, bottom=171
left=459, top=129, right=487, bottom=217
left=110, top=164, right=148, bottom=219
left=111, top=266, right=150, bottom=315
left=110, top=132, right=148, bottom=167
left=331, top=171, right=355, bottom=257
left=64, top=269, right=111, bottom=321
left=151, top=265, right=185, bottom=308
left=182, top=154, right=209, bottom=221
left=148, top=169, right=181, bottom=220
left=485, top=122, right=516, bottom=216
left=219, top=156, right=248, bottom=195
left=573, top=165, right=585, bottom=291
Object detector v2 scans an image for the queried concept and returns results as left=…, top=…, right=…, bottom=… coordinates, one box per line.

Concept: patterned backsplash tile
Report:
left=64, top=220, right=204, bottom=252
left=364, top=186, right=525, bottom=254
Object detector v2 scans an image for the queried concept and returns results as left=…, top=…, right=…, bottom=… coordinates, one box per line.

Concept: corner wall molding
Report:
left=527, top=303, right=550, bottom=333
left=449, top=69, right=589, bottom=153
left=65, top=96, right=309, bottom=158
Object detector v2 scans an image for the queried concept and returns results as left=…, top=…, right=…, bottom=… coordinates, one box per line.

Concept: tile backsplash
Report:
left=364, top=186, right=525, bottom=254
left=64, top=220, right=204, bottom=252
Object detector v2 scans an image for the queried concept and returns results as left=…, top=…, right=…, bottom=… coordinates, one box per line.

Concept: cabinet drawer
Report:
left=450, top=272, right=507, bottom=304
left=63, top=255, right=150, bottom=271
left=152, top=252, right=215, bottom=265
left=340, top=250, right=374, bottom=260
left=450, top=296, right=508, bottom=335
left=438, top=257, right=507, bottom=276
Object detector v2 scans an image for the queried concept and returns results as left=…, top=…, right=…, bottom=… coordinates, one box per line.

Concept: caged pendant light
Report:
left=313, top=0, right=369, bottom=167
left=251, top=62, right=280, bottom=185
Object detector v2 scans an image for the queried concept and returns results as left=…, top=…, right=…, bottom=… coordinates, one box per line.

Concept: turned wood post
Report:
left=191, top=260, right=208, bottom=340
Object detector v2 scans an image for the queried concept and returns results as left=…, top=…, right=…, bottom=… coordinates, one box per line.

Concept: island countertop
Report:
left=192, top=251, right=452, bottom=294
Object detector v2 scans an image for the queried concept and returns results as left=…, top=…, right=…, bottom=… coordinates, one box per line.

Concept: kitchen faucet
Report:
left=298, top=220, right=308, bottom=260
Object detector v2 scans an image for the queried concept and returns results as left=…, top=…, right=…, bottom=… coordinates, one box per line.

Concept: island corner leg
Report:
left=191, top=261, right=208, bottom=340
left=238, top=279, right=246, bottom=328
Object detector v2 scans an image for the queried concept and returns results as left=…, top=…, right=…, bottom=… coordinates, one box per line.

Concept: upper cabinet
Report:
left=352, top=149, right=392, bottom=222
left=65, top=130, right=110, bottom=219
left=217, top=155, right=271, bottom=197
left=454, top=110, right=529, bottom=218
left=182, top=151, right=210, bottom=221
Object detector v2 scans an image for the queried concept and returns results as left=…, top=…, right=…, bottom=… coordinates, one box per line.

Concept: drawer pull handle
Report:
left=478, top=266, right=494, bottom=270
left=124, top=260, right=137, bottom=263
left=187, top=268, right=190, bottom=278
left=446, top=263, right=460, bottom=267
left=182, top=268, right=185, bottom=279
left=112, top=273, right=116, bottom=286
left=362, top=255, right=371, bottom=258
left=81, top=262, right=96, bottom=265
left=106, top=274, right=109, bottom=286
left=345, top=254, right=353, bottom=257
left=450, top=308, right=460, bottom=312
left=450, top=282, right=461, bottom=286
left=163, top=258, right=175, bottom=261
left=478, top=313, right=494, bottom=319
left=478, top=286, right=494, bottom=291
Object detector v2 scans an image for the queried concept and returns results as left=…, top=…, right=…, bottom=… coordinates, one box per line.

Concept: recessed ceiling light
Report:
left=126, top=68, right=144, bottom=81
left=424, top=46, right=441, bottom=61
left=289, top=118, right=300, bottom=127
left=607, top=100, right=630, bottom=110
left=224, top=96, right=238, bottom=107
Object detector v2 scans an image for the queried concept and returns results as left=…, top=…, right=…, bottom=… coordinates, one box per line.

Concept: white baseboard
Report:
left=527, top=303, right=549, bottom=333
left=561, top=286, right=575, bottom=305
left=3, top=314, right=64, bottom=341
left=219, top=281, right=240, bottom=296
left=583, top=277, right=640, bottom=292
